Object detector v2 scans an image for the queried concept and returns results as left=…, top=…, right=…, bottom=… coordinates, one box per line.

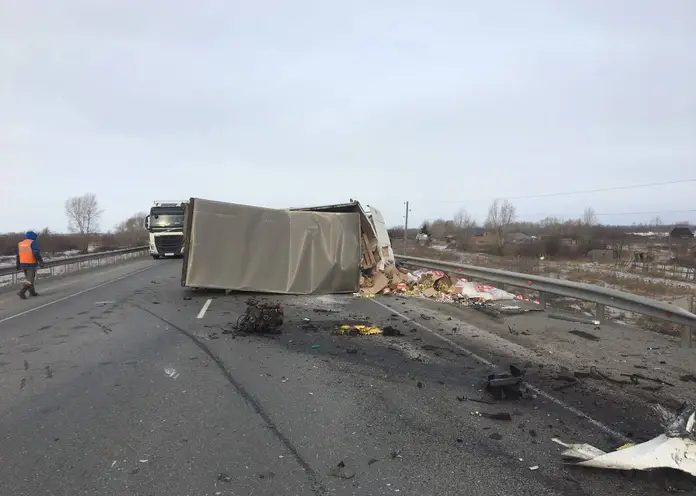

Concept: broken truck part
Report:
left=181, top=198, right=362, bottom=294
left=554, top=403, right=696, bottom=477
left=234, top=300, right=284, bottom=334
left=485, top=365, right=529, bottom=400
left=290, top=200, right=389, bottom=270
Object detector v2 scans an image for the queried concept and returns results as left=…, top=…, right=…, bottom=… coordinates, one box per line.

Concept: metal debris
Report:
left=549, top=314, right=600, bottom=326
left=486, top=365, right=529, bottom=400
left=235, top=300, right=284, bottom=334
left=569, top=329, right=600, bottom=341
left=654, top=402, right=696, bottom=439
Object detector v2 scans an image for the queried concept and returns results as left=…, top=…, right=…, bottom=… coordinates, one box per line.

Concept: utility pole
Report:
left=404, top=201, right=410, bottom=254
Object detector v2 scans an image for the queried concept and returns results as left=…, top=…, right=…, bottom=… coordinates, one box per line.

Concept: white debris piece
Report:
left=552, top=438, right=607, bottom=461
left=554, top=403, right=696, bottom=476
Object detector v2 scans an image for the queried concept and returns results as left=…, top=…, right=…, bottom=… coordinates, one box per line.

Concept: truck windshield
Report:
left=150, top=214, right=184, bottom=228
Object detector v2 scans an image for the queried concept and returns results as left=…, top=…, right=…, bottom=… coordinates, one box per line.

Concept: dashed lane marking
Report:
left=197, top=298, right=212, bottom=319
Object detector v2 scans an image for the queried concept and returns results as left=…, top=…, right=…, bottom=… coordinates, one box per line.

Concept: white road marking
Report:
left=197, top=298, right=212, bottom=319
left=0, top=265, right=157, bottom=325
left=369, top=298, right=631, bottom=443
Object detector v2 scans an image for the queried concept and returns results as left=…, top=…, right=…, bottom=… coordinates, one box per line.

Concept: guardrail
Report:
left=0, top=246, right=149, bottom=284
left=396, top=255, right=696, bottom=348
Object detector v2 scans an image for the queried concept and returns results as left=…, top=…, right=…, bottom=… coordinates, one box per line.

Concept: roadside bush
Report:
left=0, top=232, right=139, bottom=256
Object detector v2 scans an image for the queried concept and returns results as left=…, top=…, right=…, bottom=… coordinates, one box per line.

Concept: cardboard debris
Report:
left=358, top=265, right=521, bottom=306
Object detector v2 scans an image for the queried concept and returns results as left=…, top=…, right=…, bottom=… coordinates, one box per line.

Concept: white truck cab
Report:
left=145, top=200, right=188, bottom=259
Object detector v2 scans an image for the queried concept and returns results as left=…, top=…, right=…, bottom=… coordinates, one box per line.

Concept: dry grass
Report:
left=634, top=316, right=681, bottom=338
left=564, top=270, right=694, bottom=298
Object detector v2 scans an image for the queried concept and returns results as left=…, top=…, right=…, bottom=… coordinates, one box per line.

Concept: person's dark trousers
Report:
left=18, top=267, right=38, bottom=299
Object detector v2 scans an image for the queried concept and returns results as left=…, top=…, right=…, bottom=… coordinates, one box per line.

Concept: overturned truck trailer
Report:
left=181, top=198, right=362, bottom=294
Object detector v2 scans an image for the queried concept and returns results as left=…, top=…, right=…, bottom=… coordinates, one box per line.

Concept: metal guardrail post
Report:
left=595, top=303, right=605, bottom=324
left=687, top=295, right=696, bottom=349
left=681, top=327, right=693, bottom=348
left=539, top=292, right=547, bottom=310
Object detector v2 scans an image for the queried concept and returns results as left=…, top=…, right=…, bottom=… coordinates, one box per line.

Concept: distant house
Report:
left=507, top=232, right=534, bottom=244
left=670, top=226, right=694, bottom=240
left=560, top=236, right=578, bottom=246
left=473, top=228, right=497, bottom=246
left=587, top=248, right=616, bottom=262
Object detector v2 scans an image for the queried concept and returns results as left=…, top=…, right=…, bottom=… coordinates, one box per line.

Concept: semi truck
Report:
left=145, top=200, right=188, bottom=259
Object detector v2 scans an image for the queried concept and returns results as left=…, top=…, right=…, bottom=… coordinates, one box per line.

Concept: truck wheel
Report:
left=152, top=255, right=160, bottom=260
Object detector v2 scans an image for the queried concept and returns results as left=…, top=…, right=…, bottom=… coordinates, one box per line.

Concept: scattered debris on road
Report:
left=569, top=329, right=601, bottom=341
left=620, top=373, right=674, bottom=387
left=481, top=412, right=513, bottom=421
left=486, top=365, right=529, bottom=400
left=457, top=394, right=494, bottom=405
left=338, top=324, right=382, bottom=335
left=554, top=403, right=696, bottom=476
left=549, top=314, right=601, bottom=326
left=235, top=300, right=284, bottom=334
left=329, top=461, right=355, bottom=479
left=382, top=325, right=404, bottom=336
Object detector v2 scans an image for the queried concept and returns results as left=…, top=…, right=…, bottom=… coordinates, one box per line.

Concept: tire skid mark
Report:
left=128, top=301, right=329, bottom=496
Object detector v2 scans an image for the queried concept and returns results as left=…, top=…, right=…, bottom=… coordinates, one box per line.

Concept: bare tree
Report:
left=582, top=207, right=598, bottom=226
left=453, top=208, right=476, bottom=230
left=65, top=193, right=103, bottom=234
left=485, top=199, right=516, bottom=254
left=606, top=227, right=629, bottom=261
left=453, top=207, right=477, bottom=249
left=114, top=212, right=148, bottom=246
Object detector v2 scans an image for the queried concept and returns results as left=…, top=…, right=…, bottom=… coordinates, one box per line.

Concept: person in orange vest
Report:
left=16, top=231, right=45, bottom=299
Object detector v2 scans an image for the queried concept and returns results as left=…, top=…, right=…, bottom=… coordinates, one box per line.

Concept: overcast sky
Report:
left=2, top=1, right=695, bottom=233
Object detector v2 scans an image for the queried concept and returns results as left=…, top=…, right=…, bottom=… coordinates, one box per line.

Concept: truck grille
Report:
left=155, top=235, right=183, bottom=254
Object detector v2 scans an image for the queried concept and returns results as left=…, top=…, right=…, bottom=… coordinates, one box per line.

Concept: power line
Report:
left=512, top=208, right=696, bottom=219
left=437, top=178, right=696, bottom=203
left=596, top=209, right=696, bottom=217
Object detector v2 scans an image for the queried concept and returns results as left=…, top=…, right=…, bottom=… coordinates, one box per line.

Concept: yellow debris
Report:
left=338, top=324, right=383, bottom=335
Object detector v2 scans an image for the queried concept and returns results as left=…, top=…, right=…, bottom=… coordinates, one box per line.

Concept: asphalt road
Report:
left=0, top=258, right=690, bottom=495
